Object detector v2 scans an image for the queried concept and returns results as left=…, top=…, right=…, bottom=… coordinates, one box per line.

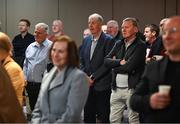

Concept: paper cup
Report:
left=158, top=85, right=171, bottom=94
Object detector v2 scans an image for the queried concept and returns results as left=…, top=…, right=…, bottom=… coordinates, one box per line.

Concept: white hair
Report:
left=107, top=20, right=119, bottom=30
left=88, top=13, right=103, bottom=23
left=35, top=23, right=49, bottom=34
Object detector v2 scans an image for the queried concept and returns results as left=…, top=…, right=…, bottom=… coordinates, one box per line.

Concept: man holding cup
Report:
left=130, top=16, right=180, bottom=123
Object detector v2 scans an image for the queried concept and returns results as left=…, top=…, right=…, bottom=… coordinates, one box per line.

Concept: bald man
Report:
left=48, top=20, right=64, bottom=42
left=130, top=16, right=180, bottom=123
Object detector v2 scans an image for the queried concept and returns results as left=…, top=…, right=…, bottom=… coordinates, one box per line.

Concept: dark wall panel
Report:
left=2, top=0, right=179, bottom=43
left=59, top=0, right=112, bottom=45
left=165, top=0, right=177, bottom=17
left=113, top=0, right=165, bottom=32
left=6, top=0, right=59, bottom=39
left=0, top=0, right=6, bottom=32
left=177, top=0, right=180, bottom=15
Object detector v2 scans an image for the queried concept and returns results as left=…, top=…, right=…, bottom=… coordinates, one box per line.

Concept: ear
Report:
left=152, top=31, right=156, bottom=36
left=134, top=27, right=138, bottom=33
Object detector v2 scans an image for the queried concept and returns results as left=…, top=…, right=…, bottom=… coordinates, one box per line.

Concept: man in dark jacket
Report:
left=130, top=16, right=180, bottom=123
left=80, top=13, right=114, bottom=123
left=144, top=24, right=165, bottom=63
left=105, top=17, right=146, bottom=123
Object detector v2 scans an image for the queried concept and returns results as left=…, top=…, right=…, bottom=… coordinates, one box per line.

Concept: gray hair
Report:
left=35, top=23, right=49, bottom=34
left=123, top=17, right=138, bottom=27
left=107, top=20, right=119, bottom=30
left=88, top=13, right=103, bottom=24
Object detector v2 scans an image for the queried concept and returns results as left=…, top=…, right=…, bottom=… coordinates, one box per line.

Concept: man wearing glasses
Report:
left=130, top=16, right=180, bottom=123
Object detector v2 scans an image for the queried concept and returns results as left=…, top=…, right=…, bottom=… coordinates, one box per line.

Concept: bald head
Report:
left=52, top=20, right=63, bottom=34
left=162, top=16, right=180, bottom=59
left=163, top=16, right=180, bottom=32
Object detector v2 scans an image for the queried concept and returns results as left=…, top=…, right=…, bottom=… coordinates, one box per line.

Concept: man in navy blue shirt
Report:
left=12, top=19, right=35, bottom=68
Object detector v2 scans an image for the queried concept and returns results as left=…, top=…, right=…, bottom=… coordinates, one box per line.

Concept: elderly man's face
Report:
left=34, top=27, right=47, bottom=43
left=88, top=18, right=101, bottom=36
left=107, top=24, right=118, bottom=38
left=162, top=17, right=180, bottom=55
left=121, top=21, right=138, bottom=40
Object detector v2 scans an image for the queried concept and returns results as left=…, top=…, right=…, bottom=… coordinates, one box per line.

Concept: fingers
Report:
left=150, top=93, right=171, bottom=109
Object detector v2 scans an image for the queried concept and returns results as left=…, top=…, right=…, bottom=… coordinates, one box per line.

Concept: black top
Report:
left=12, top=32, right=35, bottom=57
left=146, top=36, right=165, bottom=57
left=104, top=37, right=146, bottom=89
left=130, top=57, right=180, bottom=123
left=12, top=32, right=35, bottom=68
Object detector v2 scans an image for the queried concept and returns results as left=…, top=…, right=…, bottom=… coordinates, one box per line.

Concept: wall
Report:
left=0, top=0, right=179, bottom=45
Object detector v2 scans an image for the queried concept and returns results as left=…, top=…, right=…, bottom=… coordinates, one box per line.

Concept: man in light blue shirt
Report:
left=23, top=23, right=52, bottom=110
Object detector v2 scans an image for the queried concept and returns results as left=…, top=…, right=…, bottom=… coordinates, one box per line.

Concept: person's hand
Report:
left=146, top=57, right=151, bottom=63
left=150, top=92, right=171, bottom=109
left=24, top=80, right=27, bottom=86
left=87, top=76, right=94, bottom=86
left=120, top=59, right=126, bottom=65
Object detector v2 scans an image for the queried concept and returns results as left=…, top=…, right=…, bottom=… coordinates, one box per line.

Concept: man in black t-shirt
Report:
left=12, top=19, right=35, bottom=68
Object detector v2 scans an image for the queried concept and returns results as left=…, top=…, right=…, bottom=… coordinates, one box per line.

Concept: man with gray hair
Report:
left=105, top=17, right=146, bottom=123
left=107, top=20, right=123, bottom=42
left=23, top=23, right=52, bottom=110
left=80, top=13, right=114, bottom=123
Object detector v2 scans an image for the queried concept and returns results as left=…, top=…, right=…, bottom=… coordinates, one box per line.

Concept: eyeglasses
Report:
left=162, top=27, right=177, bottom=35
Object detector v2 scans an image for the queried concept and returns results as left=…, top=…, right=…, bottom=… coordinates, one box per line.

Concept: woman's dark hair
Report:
left=49, top=35, right=79, bottom=68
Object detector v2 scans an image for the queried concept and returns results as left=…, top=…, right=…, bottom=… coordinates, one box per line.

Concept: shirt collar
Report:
left=91, top=31, right=102, bottom=41
left=124, top=36, right=136, bottom=49
left=33, top=38, right=49, bottom=47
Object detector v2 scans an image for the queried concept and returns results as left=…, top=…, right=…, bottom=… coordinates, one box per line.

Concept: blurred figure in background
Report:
left=107, top=20, right=123, bottom=43
left=48, top=19, right=64, bottom=42
left=0, top=32, right=25, bottom=106
left=83, top=28, right=91, bottom=38
left=101, top=24, right=107, bottom=33
left=31, top=35, right=88, bottom=123
left=0, top=33, right=26, bottom=123
left=159, top=18, right=169, bottom=35
left=12, top=19, right=35, bottom=68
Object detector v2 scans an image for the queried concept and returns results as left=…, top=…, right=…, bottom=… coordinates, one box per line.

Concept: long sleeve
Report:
left=55, top=70, right=89, bottom=123
left=104, top=41, right=123, bottom=68
left=114, top=42, right=146, bottom=74
left=31, top=97, right=42, bottom=123
left=92, top=38, right=114, bottom=81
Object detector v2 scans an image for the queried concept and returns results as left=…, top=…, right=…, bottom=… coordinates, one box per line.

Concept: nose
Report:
left=34, top=32, right=37, bottom=36
left=122, top=28, right=126, bottom=33
left=54, top=50, right=59, bottom=58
